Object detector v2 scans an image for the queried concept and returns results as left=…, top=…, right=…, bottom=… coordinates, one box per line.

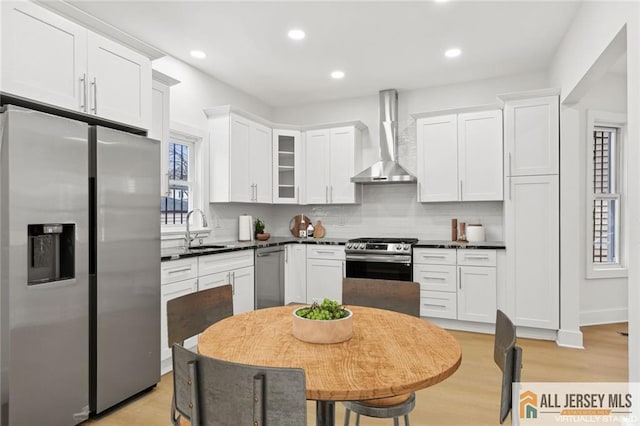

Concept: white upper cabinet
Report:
left=416, top=115, right=458, bottom=202
left=457, top=110, right=504, bottom=201
left=416, top=110, right=503, bottom=202
left=86, top=32, right=151, bottom=129
left=1, top=1, right=87, bottom=111
left=273, top=129, right=302, bottom=204
left=208, top=108, right=273, bottom=203
left=303, top=125, right=362, bottom=204
left=1, top=1, right=152, bottom=129
left=503, top=95, right=559, bottom=176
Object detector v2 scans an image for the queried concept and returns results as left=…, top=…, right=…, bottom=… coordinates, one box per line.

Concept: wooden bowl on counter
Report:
left=292, top=307, right=353, bottom=344
left=256, top=232, right=270, bottom=241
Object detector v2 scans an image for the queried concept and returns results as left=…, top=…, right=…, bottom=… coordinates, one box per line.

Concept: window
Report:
left=161, top=137, right=194, bottom=225
left=587, top=111, right=626, bottom=278
left=160, top=124, right=207, bottom=235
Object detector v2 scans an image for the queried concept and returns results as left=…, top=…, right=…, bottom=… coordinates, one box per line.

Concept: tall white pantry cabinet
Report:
left=502, top=93, right=560, bottom=330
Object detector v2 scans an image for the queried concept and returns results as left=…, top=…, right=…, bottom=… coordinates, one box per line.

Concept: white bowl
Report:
left=292, top=307, right=353, bottom=344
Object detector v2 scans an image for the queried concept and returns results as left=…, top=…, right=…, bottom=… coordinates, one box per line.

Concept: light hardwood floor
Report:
left=84, top=322, right=628, bottom=426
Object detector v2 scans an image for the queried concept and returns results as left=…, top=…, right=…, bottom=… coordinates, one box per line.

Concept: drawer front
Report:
left=413, top=248, right=456, bottom=265
left=457, top=249, right=496, bottom=267
left=420, top=291, right=457, bottom=319
left=198, top=250, right=254, bottom=276
left=306, top=245, right=345, bottom=261
left=161, top=258, right=197, bottom=285
left=413, top=264, right=457, bottom=292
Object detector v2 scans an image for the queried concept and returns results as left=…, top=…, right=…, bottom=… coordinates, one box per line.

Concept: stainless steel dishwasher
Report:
left=255, top=245, right=285, bottom=309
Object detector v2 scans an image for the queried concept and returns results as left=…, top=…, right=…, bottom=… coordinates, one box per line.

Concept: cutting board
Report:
left=289, top=215, right=311, bottom=237
left=313, top=220, right=326, bottom=238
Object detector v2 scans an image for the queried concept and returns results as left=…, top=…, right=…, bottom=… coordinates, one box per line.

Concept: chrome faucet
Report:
left=185, top=209, right=208, bottom=248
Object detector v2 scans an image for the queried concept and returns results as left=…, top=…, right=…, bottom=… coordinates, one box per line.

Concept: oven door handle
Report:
left=346, top=254, right=412, bottom=264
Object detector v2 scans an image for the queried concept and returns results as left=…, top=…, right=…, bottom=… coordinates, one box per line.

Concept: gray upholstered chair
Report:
left=494, top=309, right=523, bottom=424
left=341, top=278, right=421, bottom=426
left=167, top=285, right=234, bottom=426
left=171, top=344, right=307, bottom=426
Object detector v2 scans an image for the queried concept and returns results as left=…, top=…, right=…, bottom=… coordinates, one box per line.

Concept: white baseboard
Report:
left=580, top=308, right=628, bottom=326
left=557, top=328, right=584, bottom=349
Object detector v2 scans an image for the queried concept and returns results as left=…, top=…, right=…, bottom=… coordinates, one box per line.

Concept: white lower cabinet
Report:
left=284, top=244, right=307, bottom=304
left=414, top=248, right=496, bottom=324
left=197, top=250, right=255, bottom=315
left=160, top=257, right=197, bottom=374
left=229, top=266, right=255, bottom=314
left=306, top=245, right=345, bottom=304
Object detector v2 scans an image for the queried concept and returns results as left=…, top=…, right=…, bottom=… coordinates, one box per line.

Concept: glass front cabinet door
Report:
left=273, top=129, right=302, bottom=204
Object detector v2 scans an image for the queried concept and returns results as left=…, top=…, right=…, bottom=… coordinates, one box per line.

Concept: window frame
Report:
left=586, top=110, right=627, bottom=279
left=161, top=122, right=209, bottom=240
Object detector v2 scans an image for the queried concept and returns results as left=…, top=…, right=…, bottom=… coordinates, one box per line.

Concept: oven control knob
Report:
left=346, top=243, right=352, bottom=249
left=359, top=243, right=366, bottom=250
left=395, top=244, right=403, bottom=251
left=403, top=244, right=411, bottom=251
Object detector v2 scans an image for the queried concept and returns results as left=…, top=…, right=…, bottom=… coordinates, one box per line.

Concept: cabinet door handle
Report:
left=458, top=267, right=462, bottom=289
left=422, top=254, right=447, bottom=258
left=509, top=178, right=512, bottom=201
left=460, top=180, right=463, bottom=200
left=90, top=77, right=98, bottom=114
left=330, top=186, right=334, bottom=203
left=167, top=267, right=192, bottom=274
left=508, top=153, right=512, bottom=177
left=424, top=276, right=446, bottom=281
left=231, top=272, right=235, bottom=295
left=80, top=73, right=87, bottom=112
left=325, top=186, right=328, bottom=204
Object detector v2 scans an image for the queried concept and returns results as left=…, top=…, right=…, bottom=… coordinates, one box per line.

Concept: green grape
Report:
left=297, top=298, right=348, bottom=321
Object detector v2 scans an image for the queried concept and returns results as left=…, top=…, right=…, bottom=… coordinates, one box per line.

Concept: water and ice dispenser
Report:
left=27, top=223, right=75, bottom=284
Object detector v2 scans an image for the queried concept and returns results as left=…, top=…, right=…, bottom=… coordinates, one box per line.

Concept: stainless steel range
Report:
left=345, top=237, right=419, bottom=281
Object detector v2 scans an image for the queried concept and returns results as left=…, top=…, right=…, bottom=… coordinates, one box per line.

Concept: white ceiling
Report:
left=66, top=1, right=582, bottom=108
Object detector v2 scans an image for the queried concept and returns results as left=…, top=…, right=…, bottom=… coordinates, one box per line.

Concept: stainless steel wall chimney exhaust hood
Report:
left=351, top=89, right=416, bottom=184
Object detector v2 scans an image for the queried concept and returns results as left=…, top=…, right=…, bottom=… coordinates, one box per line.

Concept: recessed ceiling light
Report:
left=190, top=50, right=207, bottom=59
left=288, top=29, right=306, bottom=40
left=331, top=70, right=345, bottom=79
left=445, top=48, right=461, bottom=58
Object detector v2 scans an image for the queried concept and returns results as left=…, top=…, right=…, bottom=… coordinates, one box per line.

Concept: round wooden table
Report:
left=198, top=305, right=462, bottom=426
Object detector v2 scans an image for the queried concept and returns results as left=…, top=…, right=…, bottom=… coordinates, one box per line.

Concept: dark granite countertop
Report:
left=415, top=240, right=506, bottom=249
left=161, top=236, right=347, bottom=261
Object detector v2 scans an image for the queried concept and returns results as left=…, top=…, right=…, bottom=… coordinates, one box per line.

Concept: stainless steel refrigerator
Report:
left=0, top=104, right=160, bottom=425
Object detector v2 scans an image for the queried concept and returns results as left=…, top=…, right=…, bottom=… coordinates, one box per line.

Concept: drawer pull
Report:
left=314, top=250, right=337, bottom=255
left=423, top=276, right=446, bottom=280
left=463, top=255, right=490, bottom=260
left=167, top=267, right=192, bottom=274
left=422, top=255, right=447, bottom=258
left=424, top=303, right=448, bottom=308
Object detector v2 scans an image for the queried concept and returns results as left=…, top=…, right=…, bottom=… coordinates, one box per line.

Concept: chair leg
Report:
left=355, top=413, right=361, bottom=426
left=394, top=417, right=400, bottom=426
left=404, top=414, right=410, bottom=426
left=344, top=408, right=351, bottom=426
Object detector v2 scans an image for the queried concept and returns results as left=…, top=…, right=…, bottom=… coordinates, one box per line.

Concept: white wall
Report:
left=153, top=56, right=277, bottom=247
left=573, top=73, right=628, bottom=325
left=550, top=0, right=639, bottom=376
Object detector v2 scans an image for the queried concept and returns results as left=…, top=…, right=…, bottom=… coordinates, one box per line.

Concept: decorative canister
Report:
left=466, top=224, right=486, bottom=242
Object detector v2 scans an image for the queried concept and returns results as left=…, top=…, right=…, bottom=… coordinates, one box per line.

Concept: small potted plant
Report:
left=292, top=299, right=353, bottom=344
left=254, top=218, right=270, bottom=240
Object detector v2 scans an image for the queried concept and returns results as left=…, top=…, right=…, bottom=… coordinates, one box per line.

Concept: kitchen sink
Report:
left=187, top=244, right=227, bottom=251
